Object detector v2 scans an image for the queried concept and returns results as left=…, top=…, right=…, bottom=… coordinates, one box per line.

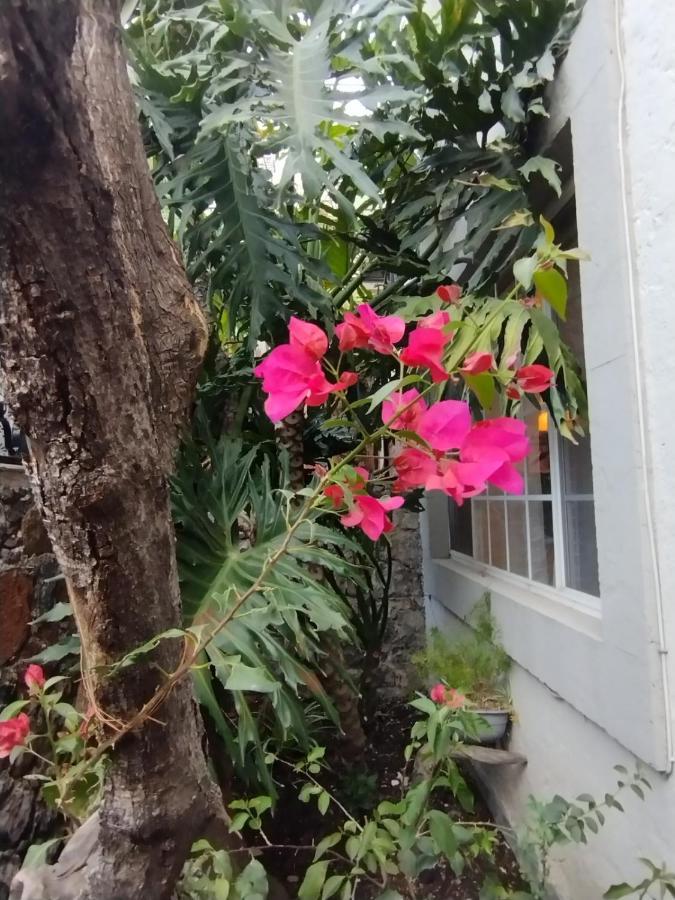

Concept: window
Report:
left=449, top=190, right=600, bottom=599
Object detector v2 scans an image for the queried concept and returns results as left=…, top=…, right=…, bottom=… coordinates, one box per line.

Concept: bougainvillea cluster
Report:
left=255, top=287, right=555, bottom=541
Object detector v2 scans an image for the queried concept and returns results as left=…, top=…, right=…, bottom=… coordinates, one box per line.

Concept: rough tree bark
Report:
left=0, top=2, right=228, bottom=897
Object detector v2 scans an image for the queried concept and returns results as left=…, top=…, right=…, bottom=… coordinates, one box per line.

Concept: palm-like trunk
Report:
left=0, top=2, right=227, bottom=896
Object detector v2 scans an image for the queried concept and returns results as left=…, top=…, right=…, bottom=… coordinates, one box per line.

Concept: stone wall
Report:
left=376, top=509, right=425, bottom=703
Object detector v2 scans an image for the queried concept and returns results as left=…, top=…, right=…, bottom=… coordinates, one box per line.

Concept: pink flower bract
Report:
left=393, top=447, right=438, bottom=492
left=436, top=284, right=462, bottom=305
left=461, top=351, right=494, bottom=375
left=430, top=683, right=446, bottom=703
left=340, top=494, right=404, bottom=541
left=417, top=400, right=472, bottom=452
left=288, top=316, right=328, bottom=361
left=335, top=304, right=405, bottom=355
left=516, top=364, right=554, bottom=393
left=24, top=664, right=45, bottom=692
left=460, top=418, right=530, bottom=494
left=400, top=326, right=450, bottom=382
left=0, top=713, right=30, bottom=758
left=382, top=389, right=428, bottom=432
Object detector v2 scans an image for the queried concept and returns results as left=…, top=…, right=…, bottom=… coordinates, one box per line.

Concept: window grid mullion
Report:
left=549, top=421, right=567, bottom=590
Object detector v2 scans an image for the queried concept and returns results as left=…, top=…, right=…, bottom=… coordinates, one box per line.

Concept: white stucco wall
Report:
left=421, top=0, right=675, bottom=896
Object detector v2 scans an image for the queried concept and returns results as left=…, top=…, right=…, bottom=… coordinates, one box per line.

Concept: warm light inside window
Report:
left=537, top=410, right=549, bottom=433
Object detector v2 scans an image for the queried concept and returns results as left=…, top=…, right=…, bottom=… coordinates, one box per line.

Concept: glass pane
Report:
left=529, top=500, right=555, bottom=586
left=506, top=501, right=528, bottom=577
left=488, top=501, right=507, bottom=571
left=564, top=500, right=600, bottom=596
left=472, top=502, right=490, bottom=564
left=560, top=432, right=594, bottom=495
left=557, top=259, right=586, bottom=370
left=448, top=498, right=473, bottom=556
left=523, top=400, right=552, bottom=495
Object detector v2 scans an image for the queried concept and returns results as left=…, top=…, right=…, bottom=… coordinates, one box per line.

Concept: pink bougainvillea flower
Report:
left=400, top=326, right=450, bottom=382
left=460, top=351, right=494, bottom=375
left=445, top=688, right=466, bottom=709
left=335, top=304, right=405, bottom=355
left=418, top=310, right=451, bottom=330
left=323, top=466, right=369, bottom=508
left=392, top=447, right=438, bottom=492
left=436, top=284, right=462, bottom=305
left=24, top=664, right=45, bottom=693
left=335, top=311, right=371, bottom=352
left=288, top=316, right=328, bottom=361
left=460, top=418, right=530, bottom=494
left=340, top=494, right=404, bottom=541
left=425, top=457, right=496, bottom=505
left=417, top=400, right=472, bottom=452
left=382, top=388, right=428, bottom=432
left=357, top=304, right=406, bottom=355
left=506, top=384, right=521, bottom=400
left=516, top=364, right=554, bottom=393
left=430, top=683, right=447, bottom=703
left=255, top=342, right=356, bottom=421
left=0, top=713, right=30, bottom=758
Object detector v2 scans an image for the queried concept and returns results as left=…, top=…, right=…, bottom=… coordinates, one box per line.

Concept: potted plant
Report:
left=414, top=594, right=512, bottom=743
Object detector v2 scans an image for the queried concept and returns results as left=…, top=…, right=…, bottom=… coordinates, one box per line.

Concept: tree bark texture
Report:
left=0, top=2, right=227, bottom=897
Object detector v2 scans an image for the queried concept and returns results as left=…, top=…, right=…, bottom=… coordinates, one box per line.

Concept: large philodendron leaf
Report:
left=172, top=437, right=363, bottom=792
left=198, top=0, right=420, bottom=207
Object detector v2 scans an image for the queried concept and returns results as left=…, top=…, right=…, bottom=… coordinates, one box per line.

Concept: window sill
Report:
left=431, top=554, right=603, bottom=641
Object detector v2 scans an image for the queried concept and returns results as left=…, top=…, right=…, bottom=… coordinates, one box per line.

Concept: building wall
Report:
left=421, top=0, right=675, bottom=896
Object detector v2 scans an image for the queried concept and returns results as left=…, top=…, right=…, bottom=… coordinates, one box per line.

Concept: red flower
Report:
left=444, top=688, right=466, bottom=709
left=400, top=326, right=451, bottom=383
left=436, top=284, right=462, bottom=305
left=24, top=664, right=45, bottom=693
left=460, top=351, right=494, bottom=375
left=0, top=713, right=30, bottom=758
left=340, top=494, right=404, bottom=541
left=516, top=364, right=554, bottom=393
left=323, top=466, right=369, bottom=508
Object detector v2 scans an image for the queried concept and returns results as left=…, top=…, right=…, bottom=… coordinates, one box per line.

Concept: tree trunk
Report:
left=0, top=2, right=227, bottom=897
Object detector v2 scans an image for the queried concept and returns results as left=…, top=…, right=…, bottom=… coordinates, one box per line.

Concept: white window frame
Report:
left=421, top=0, right=671, bottom=773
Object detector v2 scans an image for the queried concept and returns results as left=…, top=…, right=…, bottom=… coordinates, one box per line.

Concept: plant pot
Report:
left=473, top=708, right=509, bottom=743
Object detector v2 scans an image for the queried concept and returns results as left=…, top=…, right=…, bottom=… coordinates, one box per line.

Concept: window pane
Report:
left=488, top=501, right=507, bottom=571
left=560, top=432, right=594, bottom=495
left=506, top=501, right=528, bottom=577
left=529, top=500, right=555, bottom=586
left=448, top=498, right=473, bottom=556
left=564, top=500, right=600, bottom=596
left=524, top=401, right=552, bottom=495
left=473, top=502, right=490, bottom=564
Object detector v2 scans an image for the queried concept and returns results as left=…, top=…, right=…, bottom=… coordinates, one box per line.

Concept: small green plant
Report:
left=414, top=595, right=512, bottom=710
left=178, top=840, right=268, bottom=900
left=604, top=859, right=675, bottom=898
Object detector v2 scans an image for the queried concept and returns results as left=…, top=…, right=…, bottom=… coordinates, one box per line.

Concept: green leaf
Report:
left=31, top=601, right=72, bottom=624
left=501, top=84, right=526, bottom=122
left=534, top=268, right=568, bottom=319
left=22, top=837, right=63, bottom=868
left=427, top=810, right=459, bottom=860
left=298, top=861, right=329, bottom=900
left=603, top=884, right=639, bottom=899
left=513, top=256, right=538, bottom=291
left=520, top=156, right=562, bottom=197
left=318, top=790, right=330, bottom=816
left=314, top=832, right=341, bottom=862
left=0, top=700, right=30, bottom=721
left=234, top=859, right=268, bottom=900
left=224, top=664, right=279, bottom=694
left=368, top=375, right=423, bottom=413
left=463, top=372, right=495, bottom=410
left=322, top=875, right=346, bottom=900
left=29, top=634, right=81, bottom=664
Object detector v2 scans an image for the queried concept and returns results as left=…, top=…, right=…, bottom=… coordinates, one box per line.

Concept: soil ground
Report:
left=263, top=700, right=525, bottom=899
